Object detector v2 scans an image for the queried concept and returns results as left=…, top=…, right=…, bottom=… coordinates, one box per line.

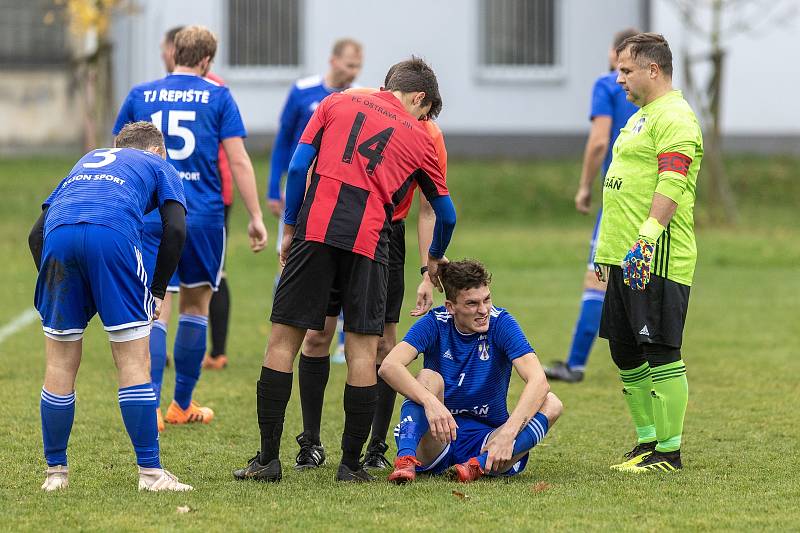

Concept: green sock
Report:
left=619, top=363, right=656, bottom=443
left=650, top=360, right=688, bottom=452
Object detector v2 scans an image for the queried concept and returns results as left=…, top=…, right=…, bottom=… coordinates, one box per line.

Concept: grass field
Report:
left=1, top=155, right=799, bottom=532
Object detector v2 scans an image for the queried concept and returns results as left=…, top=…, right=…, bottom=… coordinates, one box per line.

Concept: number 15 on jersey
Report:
left=151, top=110, right=196, bottom=160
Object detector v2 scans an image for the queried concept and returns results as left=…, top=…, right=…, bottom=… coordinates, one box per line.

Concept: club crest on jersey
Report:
left=632, top=116, right=646, bottom=134
left=478, top=342, right=490, bottom=361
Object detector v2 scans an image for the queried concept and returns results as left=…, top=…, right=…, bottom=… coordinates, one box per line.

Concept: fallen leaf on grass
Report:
left=176, top=506, right=192, bottom=514
left=452, top=490, right=470, bottom=500
left=531, top=482, right=552, bottom=493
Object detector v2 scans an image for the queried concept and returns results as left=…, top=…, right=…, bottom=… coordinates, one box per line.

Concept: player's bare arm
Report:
left=481, top=353, right=550, bottom=471
left=379, top=341, right=458, bottom=444
left=648, top=192, right=679, bottom=227
left=576, top=115, right=612, bottom=213
left=221, top=136, right=268, bottom=252
left=413, top=194, right=436, bottom=316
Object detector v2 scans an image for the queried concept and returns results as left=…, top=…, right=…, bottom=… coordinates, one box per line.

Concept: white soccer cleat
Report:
left=138, top=467, right=193, bottom=492
left=41, top=465, right=69, bottom=492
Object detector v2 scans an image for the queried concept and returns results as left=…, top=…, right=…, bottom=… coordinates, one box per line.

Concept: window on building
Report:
left=0, top=0, right=69, bottom=66
left=479, top=0, right=563, bottom=81
left=227, top=0, right=300, bottom=68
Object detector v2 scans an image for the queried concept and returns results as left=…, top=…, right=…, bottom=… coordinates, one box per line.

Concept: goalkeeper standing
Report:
left=593, top=33, right=703, bottom=473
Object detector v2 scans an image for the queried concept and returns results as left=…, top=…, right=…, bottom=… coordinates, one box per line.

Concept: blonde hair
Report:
left=174, top=25, right=218, bottom=68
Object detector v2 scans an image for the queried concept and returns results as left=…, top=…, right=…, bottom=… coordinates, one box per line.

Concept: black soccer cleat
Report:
left=361, top=439, right=391, bottom=470
left=233, top=452, right=282, bottom=482
left=628, top=449, right=682, bottom=473
left=544, top=361, right=584, bottom=383
left=336, top=463, right=375, bottom=482
left=610, top=440, right=657, bottom=470
left=294, top=433, right=326, bottom=470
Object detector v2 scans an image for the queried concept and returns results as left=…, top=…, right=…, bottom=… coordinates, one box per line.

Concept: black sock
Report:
left=298, top=353, right=330, bottom=445
left=257, top=366, right=293, bottom=464
left=341, top=383, right=377, bottom=471
left=209, top=277, right=230, bottom=357
left=369, top=364, right=397, bottom=446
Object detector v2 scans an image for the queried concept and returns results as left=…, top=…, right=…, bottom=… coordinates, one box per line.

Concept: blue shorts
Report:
left=35, top=224, right=153, bottom=336
left=587, top=208, right=603, bottom=270
left=141, top=223, right=225, bottom=291
left=396, top=416, right=529, bottom=477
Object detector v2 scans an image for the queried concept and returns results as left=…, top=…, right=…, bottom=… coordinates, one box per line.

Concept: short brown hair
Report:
left=331, top=38, right=362, bottom=57
left=613, top=28, right=640, bottom=49
left=440, top=260, right=492, bottom=302
left=384, top=57, right=442, bottom=119
left=164, top=25, right=185, bottom=45
left=616, top=32, right=673, bottom=77
left=174, top=25, right=217, bottom=68
left=115, top=121, right=165, bottom=152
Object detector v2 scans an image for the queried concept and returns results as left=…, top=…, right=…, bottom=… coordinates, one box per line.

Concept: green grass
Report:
left=1, top=155, right=799, bottom=531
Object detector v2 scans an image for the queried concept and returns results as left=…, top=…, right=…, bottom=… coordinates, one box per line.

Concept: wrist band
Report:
left=420, top=266, right=429, bottom=276
left=638, top=216, right=665, bottom=242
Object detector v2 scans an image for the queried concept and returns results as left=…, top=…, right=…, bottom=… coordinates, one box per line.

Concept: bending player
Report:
left=380, top=260, right=562, bottom=483
left=30, top=122, right=192, bottom=491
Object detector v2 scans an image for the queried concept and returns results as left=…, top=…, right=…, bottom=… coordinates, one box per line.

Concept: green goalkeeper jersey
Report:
left=595, top=90, right=703, bottom=286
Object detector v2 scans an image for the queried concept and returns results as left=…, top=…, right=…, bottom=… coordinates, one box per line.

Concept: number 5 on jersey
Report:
left=151, top=110, right=196, bottom=160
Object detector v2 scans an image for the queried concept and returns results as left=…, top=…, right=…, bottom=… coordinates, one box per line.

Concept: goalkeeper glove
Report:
left=622, top=217, right=665, bottom=291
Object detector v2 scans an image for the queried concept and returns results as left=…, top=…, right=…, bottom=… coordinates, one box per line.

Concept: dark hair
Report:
left=440, top=260, right=492, bottom=302
left=331, top=37, right=362, bottom=57
left=613, top=28, right=640, bottom=49
left=616, top=32, right=673, bottom=77
left=164, top=25, right=185, bottom=45
left=115, top=121, right=165, bottom=152
left=384, top=57, right=442, bottom=119
left=174, top=25, right=217, bottom=68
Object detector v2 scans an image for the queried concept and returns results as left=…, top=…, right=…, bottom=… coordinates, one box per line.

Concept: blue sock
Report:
left=566, top=289, right=605, bottom=371
left=476, top=412, right=550, bottom=470
left=119, top=383, right=161, bottom=468
left=150, top=321, right=168, bottom=408
left=173, top=314, right=208, bottom=410
left=395, top=400, right=429, bottom=457
left=40, top=389, right=76, bottom=467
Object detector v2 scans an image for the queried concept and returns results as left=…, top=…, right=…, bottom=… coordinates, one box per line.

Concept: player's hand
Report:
left=574, top=185, right=592, bottom=214
left=481, top=428, right=515, bottom=472
left=423, top=397, right=458, bottom=444
left=622, top=237, right=655, bottom=291
left=248, top=215, right=268, bottom=253
left=280, top=224, right=295, bottom=267
left=411, top=273, right=435, bottom=317
left=152, top=297, right=163, bottom=321
left=426, top=254, right=449, bottom=293
left=594, top=263, right=610, bottom=283
left=267, top=198, right=284, bottom=218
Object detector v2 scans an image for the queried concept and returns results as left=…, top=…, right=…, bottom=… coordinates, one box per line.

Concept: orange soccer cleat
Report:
left=156, top=408, right=165, bottom=432
left=451, top=457, right=484, bottom=483
left=387, top=455, right=422, bottom=484
left=202, top=354, right=228, bottom=370
left=165, top=400, right=214, bottom=425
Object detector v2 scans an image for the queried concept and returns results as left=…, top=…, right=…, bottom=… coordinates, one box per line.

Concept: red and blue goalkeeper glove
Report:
left=622, top=217, right=665, bottom=291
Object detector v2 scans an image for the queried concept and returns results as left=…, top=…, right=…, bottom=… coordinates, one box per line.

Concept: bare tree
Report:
left=668, top=0, right=796, bottom=224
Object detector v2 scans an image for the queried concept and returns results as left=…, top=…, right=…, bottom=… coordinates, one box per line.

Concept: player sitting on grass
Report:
left=380, top=260, right=562, bottom=483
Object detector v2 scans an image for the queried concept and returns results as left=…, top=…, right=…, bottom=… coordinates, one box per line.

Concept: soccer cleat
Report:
left=387, top=455, right=421, bottom=484
left=623, top=449, right=682, bottom=473
left=362, top=439, right=391, bottom=470
left=335, top=463, right=375, bottom=482
left=165, top=400, right=214, bottom=425
left=138, top=467, right=193, bottom=491
left=41, top=465, right=68, bottom=492
left=451, top=457, right=484, bottom=483
left=202, top=354, right=228, bottom=370
left=156, top=408, right=165, bottom=433
left=544, top=361, right=585, bottom=383
left=233, top=452, right=283, bottom=482
left=610, top=441, right=657, bottom=470
left=294, top=433, right=326, bottom=470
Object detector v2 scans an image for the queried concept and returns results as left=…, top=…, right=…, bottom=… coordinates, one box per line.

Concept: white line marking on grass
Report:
left=0, top=308, right=39, bottom=345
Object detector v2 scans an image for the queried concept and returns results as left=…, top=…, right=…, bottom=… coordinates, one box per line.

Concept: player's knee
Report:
left=376, top=336, right=396, bottom=362
left=542, top=392, right=563, bottom=424
left=416, top=369, right=444, bottom=396
left=609, top=340, right=646, bottom=370
left=643, top=344, right=681, bottom=367
left=303, top=329, right=334, bottom=356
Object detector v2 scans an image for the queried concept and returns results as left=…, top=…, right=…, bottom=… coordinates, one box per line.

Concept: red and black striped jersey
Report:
left=296, top=91, right=449, bottom=263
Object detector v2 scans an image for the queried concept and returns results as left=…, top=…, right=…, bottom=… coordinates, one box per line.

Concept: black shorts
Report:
left=326, top=220, right=406, bottom=324
left=599, top=266, right=691, bottom=349
left=271, top=240, right=388, bottom=335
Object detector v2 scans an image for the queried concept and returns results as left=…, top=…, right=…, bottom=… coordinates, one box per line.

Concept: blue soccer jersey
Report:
left=113, top=72, right=247, bottom=228
left=590, top=71, right=638, bottom=176
left=267, top=75, right=347, bottom=201
left=43, top=148, right=185, bottom=244
left=403, top=306, right=535, bottom=428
